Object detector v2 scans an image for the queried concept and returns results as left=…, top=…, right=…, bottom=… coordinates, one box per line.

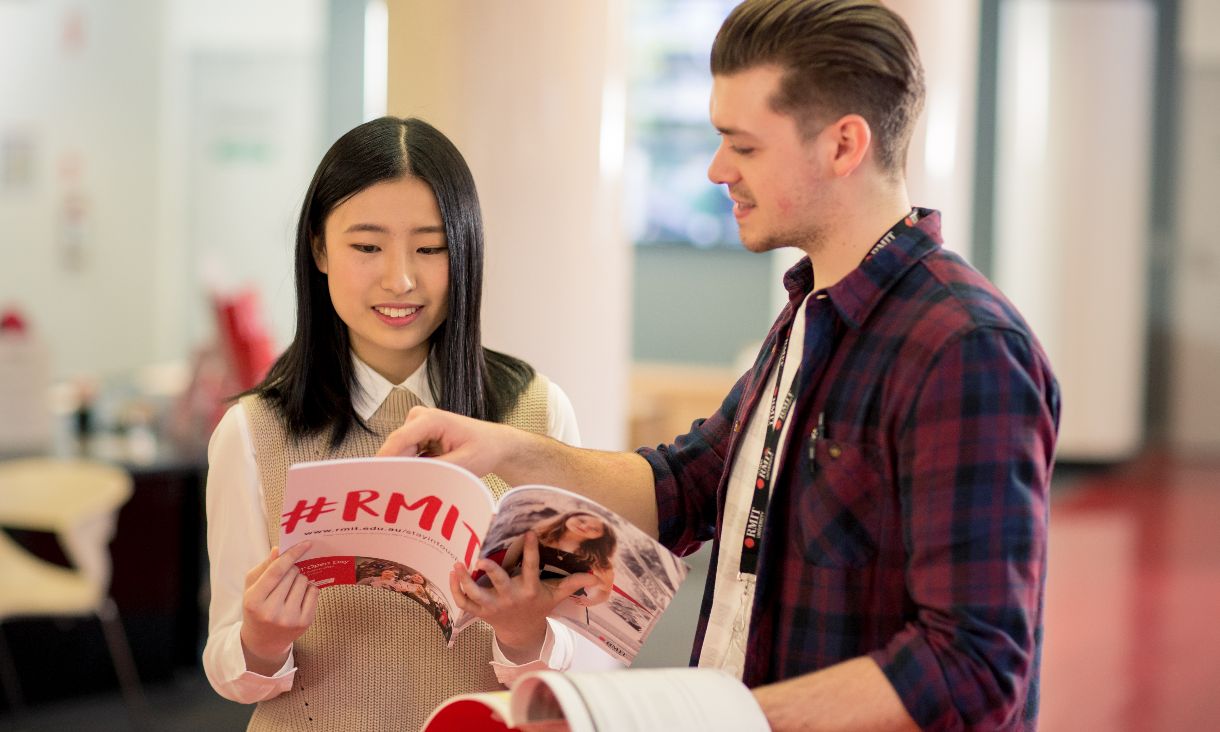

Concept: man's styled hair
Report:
left=711, top=0, right=925, bottom=174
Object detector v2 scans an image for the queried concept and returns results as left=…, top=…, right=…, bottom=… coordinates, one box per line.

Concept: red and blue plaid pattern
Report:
left=640, top=210, right=1059, bottom=730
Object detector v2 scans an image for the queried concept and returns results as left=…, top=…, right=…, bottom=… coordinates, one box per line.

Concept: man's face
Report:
left=708, top=65, right=834, bottom=256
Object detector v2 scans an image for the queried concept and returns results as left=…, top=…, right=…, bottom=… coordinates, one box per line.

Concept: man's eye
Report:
left=732, top=146, right=754, bottom=155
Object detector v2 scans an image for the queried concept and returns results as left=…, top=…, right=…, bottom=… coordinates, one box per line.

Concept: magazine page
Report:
left=478, top=486, right=690, bottom=665
left=279, top=457, right=496, bottom=642
left=510, top=669, right=770, bottom=732
left=420, top=690, right=516, bottom=732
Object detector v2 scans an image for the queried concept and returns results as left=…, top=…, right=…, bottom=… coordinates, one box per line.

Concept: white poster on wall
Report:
left=186, top=51, right=321, bottom=352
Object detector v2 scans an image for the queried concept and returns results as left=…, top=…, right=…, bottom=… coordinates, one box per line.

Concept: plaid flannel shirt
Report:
left=640, top=210, right=1059, bottom=731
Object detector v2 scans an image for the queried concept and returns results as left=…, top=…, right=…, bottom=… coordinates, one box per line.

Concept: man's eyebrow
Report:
left=714, top=125, right=761, bottom=143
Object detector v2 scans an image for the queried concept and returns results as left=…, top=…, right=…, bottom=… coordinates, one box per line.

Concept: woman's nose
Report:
left=381, top=255, right=414, bottom=294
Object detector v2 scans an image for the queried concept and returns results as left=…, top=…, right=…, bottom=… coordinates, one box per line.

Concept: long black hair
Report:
left=535, top=512, right=617, bottom=572
left=254, top=116, right=534, bottom=445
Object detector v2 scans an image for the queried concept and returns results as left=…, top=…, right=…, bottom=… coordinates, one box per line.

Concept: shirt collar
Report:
left=350, top=354, right=436, bottom=421
left=781, top=208, right=943, bottom=329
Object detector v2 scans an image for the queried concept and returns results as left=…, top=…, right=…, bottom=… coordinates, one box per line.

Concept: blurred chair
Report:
left=0, top=458, right=147, bottom=725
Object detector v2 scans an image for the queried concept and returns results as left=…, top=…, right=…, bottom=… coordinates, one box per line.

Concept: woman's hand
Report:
left=451, top=531, right=599, bottom=663
left=572, top=567, right=614, bottom=606
left=239, top=542, right=320, bottom=676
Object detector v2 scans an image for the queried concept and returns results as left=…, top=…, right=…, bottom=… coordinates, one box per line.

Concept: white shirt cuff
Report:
left=489, top=618, right=574, bottom=685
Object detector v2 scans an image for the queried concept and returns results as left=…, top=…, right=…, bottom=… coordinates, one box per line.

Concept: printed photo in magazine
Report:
left=278, top=457, right=689, bottom=664
left=468, top=488, right=689, bottom=664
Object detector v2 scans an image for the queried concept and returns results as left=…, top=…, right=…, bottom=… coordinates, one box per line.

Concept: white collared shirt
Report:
left=202, top=355, right=608, bottom=704
left=698, top=293, right=811, bottom=678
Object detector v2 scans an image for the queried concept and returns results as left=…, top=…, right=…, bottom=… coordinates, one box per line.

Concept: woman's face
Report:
left=380, top=568, right=399, bottom=580
left=316, top=176, right=451, bottom=384
left=566, top=514, right=605, bottom=540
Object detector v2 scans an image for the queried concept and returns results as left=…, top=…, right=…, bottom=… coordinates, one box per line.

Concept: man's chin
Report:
left=737, top=233, right=780, bottom=254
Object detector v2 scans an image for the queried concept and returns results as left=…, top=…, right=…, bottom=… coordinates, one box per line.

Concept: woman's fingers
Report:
left=285, top=570, right=314, bottom=618
left=476, top=557, right=515, bottom=595
left=243, top=547, right=280, bottom=590
left=257, top=543, right=311, bottom=600
left=518, top=531, right=541, bottom=582
left=450, top=564, right=482, bottom=613
left=554, top=571, right=601, bottom=600
left=300, top=582, right=320, bottom=622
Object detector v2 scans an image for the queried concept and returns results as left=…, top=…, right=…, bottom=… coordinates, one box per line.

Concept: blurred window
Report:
left=627, top=0, right=739, bottom=249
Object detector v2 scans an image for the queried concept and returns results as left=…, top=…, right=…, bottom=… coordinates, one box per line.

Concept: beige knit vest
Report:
left=241, top=375, right=549, bottom=731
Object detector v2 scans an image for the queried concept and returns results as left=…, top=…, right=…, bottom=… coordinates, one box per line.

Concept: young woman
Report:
left=488, top=512, right=618, bottom=607
left=202, top=117, right=596, bottom=730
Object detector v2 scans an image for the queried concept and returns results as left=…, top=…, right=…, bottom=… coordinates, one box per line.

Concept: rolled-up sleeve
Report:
left=637, top=372, right=749, bottom=556
left=870, top=327, right=1058, bottom=730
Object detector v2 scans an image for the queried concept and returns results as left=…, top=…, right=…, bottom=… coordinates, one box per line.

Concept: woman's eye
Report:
left=351, top=244, right=379, bottom=254
left=418, top=246, right=448, bottom=255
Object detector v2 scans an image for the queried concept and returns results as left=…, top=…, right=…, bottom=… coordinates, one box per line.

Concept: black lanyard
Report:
left=736, top=210, right=917, bottom=576
left=739, top=322, right=798, bottom=576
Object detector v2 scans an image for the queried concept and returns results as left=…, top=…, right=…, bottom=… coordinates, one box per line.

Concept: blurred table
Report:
left=1, top=431, right=208, bottom=706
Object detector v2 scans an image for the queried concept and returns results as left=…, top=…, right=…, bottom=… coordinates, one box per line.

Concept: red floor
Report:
left=1040, top=453, right=1220, bottom=731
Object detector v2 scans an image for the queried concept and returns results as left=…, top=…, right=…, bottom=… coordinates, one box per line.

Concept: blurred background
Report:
left=0, top=0, right=1216, bottom=729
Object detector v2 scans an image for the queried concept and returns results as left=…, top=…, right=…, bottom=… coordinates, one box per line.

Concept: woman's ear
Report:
left=312, top=237, right=328, bottom=274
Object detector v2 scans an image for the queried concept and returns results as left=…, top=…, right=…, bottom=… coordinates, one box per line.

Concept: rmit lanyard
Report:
left=736, top=209, right=918, bottom=576
left=739, top=322, right=798, bottom=576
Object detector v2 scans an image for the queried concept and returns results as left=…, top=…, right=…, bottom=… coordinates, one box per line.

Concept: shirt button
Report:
left=828, top=444, right=842, bottom=459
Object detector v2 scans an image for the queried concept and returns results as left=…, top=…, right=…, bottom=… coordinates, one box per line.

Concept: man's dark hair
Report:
left=711, top=0, right=925, bottom=174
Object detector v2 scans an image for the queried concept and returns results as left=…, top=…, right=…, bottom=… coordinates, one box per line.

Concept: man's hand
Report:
left=378, top=405, right=526, bottom=479
left=239, top=542, right=320, bottom=676
left=450, top=531, right=600, bottom=664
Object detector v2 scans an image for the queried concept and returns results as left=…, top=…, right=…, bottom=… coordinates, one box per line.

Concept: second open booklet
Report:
left=279, top=457, right=690, bottom=665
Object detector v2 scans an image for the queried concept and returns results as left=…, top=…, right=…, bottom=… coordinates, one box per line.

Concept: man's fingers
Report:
left=376, top=430, right=419, bottom=458
left=377, top=408, right=434, bottom=457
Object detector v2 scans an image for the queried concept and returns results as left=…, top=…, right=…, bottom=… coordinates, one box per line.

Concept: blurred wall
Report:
left=0, top=0, right=164, bottom=377
left=0, top=0, right=325, bottom=384
left=992, top=0, right=1156, bottom=461
left=1171, top=0, right=1220, bottom=454
left=385, top=1, right=631, bottom=450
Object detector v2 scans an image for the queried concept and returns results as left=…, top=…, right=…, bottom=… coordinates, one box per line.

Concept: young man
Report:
left=381, top=1, right=1059, bottom=729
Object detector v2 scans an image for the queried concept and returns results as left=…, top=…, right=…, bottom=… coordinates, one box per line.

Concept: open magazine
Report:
left=421, top=668, right=770, bottom=731
left=279, top=457, right=690, bottom=664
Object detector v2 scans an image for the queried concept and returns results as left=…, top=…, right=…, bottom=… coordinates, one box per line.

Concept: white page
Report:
left=511, top=668, right=770, bottom=731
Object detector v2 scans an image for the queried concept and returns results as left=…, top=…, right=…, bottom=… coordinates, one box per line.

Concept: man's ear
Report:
left=312, top=237, right=328, bottom=274
left=825, top=113, right=872, bottom=178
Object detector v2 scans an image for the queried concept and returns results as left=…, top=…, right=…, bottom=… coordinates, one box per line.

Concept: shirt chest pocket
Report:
left=794, top=438, right=883, bottom=567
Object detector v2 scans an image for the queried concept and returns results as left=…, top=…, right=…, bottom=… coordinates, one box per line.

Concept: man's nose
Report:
left=707, top=141, right=738, bottom=185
